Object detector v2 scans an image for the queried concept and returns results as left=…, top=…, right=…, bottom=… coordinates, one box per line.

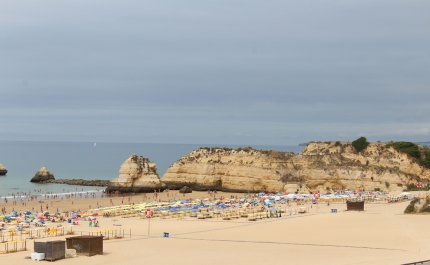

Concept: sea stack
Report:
left=106, top=154, right=164, bottom=193
left=30, top=167, right=55, bottom=182
left=0, top=164, right=7, bottom=175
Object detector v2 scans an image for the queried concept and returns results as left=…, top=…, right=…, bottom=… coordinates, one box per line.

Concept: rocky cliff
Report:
left=162, top=142, right=430, bottom=193
left=30, top=167, right=55, bottom=182
left=0, top=164, right=7, bottom=175
left=106, top=154, right=164, bottom=193
left=404, top=195, right=430, bottom=214
left=162, top=147, right=296, bottom=192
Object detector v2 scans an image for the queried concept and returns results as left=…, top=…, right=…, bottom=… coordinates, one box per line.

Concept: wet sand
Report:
left=1, top=192, right=429, bottom=264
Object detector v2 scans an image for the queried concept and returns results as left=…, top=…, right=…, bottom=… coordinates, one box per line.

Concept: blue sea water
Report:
left=0, top=141, right=304, bottom=196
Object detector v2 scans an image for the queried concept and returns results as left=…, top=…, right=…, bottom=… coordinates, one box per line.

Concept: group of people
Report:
left=89, top=219, right=99, bottom=227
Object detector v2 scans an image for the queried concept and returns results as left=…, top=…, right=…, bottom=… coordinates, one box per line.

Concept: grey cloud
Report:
left=0, top=1, right=429, bottom=145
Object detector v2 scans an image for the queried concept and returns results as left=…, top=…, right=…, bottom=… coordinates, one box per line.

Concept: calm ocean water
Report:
left=0, top=141, right=304, bottom=196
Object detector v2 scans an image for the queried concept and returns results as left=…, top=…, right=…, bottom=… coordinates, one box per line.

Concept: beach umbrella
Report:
left=92, top=213, right=98, bottom=217
left=38, top=216, right=46, bottom=220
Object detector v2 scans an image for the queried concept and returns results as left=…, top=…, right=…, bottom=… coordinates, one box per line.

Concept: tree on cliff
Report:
left=352, top=137, right=369, bottom=152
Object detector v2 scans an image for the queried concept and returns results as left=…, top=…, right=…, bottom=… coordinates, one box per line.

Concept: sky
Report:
left=1, top=1, right=429, bottom=145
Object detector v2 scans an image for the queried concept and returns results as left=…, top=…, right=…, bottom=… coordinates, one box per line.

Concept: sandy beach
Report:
left=1, top=190, right=430, bottom=264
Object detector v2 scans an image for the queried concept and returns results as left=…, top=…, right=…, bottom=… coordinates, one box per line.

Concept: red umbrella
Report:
left=38, top=216, right=46, bottom=220
left=92, top=213, right=98, bottom=217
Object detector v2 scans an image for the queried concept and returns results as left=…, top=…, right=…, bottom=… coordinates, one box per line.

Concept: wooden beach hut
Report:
left=34, top=240, right=66, bottom=261
left=346, top=201, right=364, bottom=211
left=66, top=236, right=103, bottom=256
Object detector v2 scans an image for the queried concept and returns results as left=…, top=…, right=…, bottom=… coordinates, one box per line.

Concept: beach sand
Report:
left=1, top=191, right=430, bottom=264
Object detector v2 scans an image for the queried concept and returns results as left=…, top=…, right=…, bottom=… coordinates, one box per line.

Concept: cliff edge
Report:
left=162, top=142, right=430, bottom=193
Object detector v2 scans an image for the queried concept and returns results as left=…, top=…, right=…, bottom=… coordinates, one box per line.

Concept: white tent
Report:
left=399, top=192, right=413, bottom=200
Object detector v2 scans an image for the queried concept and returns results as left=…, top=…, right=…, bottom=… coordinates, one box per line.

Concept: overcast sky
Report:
left=1, top=1, right=429, bottom=145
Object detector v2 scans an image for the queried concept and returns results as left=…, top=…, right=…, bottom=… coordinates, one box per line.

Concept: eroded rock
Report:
left=30, top=167, right=54, bottom=182
left=106, top=154, right=164, bottom=193
left=0, top=164, right=7, bottom=175
left=179, top=186, right=192, bottom=193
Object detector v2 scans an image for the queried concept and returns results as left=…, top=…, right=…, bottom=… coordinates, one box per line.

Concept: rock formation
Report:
left=30, top=167, right=55, bottom=182
left=404, top=195, right=430, bottom=214
left=106, top=154, right=164, bottom=193
left=162, top=142, right=430, bottom=193
left=42, top=179, right=110, bottom=187
left=0, top=164, right=7, bottom=175
left=179, top=186, right=192, bottom=193
left=162, top=147, right=295, bottom=192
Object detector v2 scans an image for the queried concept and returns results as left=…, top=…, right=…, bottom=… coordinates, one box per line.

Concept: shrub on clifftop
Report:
left=421, top=150, right=430, bottom=168
left=352, top=137, right=369, bottom=152
left=386, top=141, right=420, bottom=158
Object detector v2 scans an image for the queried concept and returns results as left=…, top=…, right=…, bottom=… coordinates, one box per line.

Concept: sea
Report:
left=0, top=141, right=304, bottom=198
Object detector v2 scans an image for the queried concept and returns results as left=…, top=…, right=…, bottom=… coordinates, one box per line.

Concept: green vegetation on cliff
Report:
left=421, top=150, right=430, bottom=168
left=352, top=137, right=369, bottom=152
left=386, top=141, right=430, bottom=168
left=386, top=141, right=420, bottom=158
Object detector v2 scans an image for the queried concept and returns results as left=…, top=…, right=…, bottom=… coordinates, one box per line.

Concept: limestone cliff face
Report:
left=0, top=164, right=7, bottom=175
left=162, top=143, right=430, bottom=193
left=162, top=147, right=295, bottom=192
left=291, top=142, right=430, bottom=193
left=106, top=154, right=164, bottom=193
left=30, top=167, right=54, bottom=182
